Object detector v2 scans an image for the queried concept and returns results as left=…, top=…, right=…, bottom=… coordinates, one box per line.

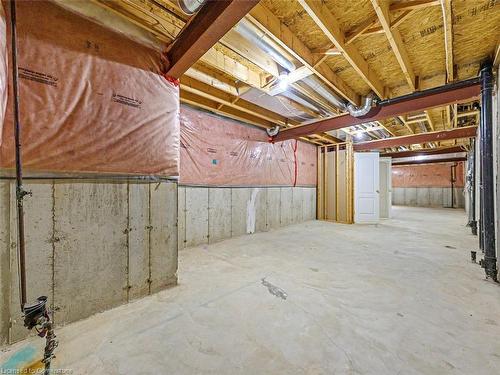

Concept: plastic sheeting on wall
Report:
left=0, top=1, right=179, bottom=177
left=180, top=105, right=317, bottom=186
left=392, top=162, right=465, bottom=188
left=0, top=4, right=6, bottom=137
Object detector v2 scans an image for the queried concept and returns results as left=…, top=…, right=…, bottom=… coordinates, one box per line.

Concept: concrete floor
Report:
left=2, top=206, right=500, bottom=374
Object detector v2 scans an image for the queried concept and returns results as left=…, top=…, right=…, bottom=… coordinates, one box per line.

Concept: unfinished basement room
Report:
left=1, top=0, right=500, bottom=373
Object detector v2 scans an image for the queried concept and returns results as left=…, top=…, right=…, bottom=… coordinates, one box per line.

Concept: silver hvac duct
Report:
left=178, top=0, right=207, bottom=15
left=302, top=76, right=347, bottom=111
left=235, top=21, right=296, bottom=72
left=281, top=90, right=330, bottom=116
left=347, top=92, right=375, bottom=117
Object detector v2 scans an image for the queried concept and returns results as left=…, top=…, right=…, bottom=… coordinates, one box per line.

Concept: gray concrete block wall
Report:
left=180, top=186, right=316, bottom=249
left=393, top=187, right=465, bottom=208
left=0, top=179, right=178, bottom=344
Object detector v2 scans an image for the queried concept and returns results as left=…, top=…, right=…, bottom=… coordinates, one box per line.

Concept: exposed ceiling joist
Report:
left=354, top=126, right=477, bottom=151
left=298, top=0, right=385, bottom=98
left=440, top=0, right=454, bottom=82
left=376, top=120, right=397, bottom=137
left=371, top=0, right=416, bottom=90
left=425, top=111, right=435, bottom=131
left=494, top=42, right=500, bottom=67
left=181, top=76, right=296, bottom=126
left=392, top=156, right=466, bottom=166
left=166, top=0, right=259, bottom=78
left=180, top=90, right=324, bottom=145
left=345, top=0, right=439, bottom=43
left=382, top=145, right=467, bottom=158
left=390, top=0, right=441, bottom=12
left=181, top=77, right=341, bottom=144
left=200, top=48, right=263, bottom=88
left=220, top=29, right=280, bottom=77
left=181, top=90, right=274, bottom=128
left=272, top=79, right=480, bottom=141
left=247, top=3, right=360, bottom=105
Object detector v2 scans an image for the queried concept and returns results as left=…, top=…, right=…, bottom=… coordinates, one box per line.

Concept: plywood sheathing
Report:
left=263, top=0, right=499, bottom=99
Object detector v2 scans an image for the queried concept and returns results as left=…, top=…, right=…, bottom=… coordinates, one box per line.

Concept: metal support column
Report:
left=479, top=61, right=497, bottom=281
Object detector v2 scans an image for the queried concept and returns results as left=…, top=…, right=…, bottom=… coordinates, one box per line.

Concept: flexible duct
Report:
left=178, top=0, right=207, bottom=15
left=235, top=21, right=296, bottom=72
left=347, top=92, right=375, bottom=117
left=266, top=126, right=280, bottom=137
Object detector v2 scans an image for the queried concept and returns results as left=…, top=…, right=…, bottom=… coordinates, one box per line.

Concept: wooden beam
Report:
left=220, top=29, right=280, bottom=77
left=390, top=0, right=441, bottom=12
left=354, top=126, right=477, bottom=151
left=185, top=66, right=239, bottom=96
left=382, top=145, right=466, bottom=158
left=376, top=120, right=397, bottom=137
left=494, top=42, right=500, bottom=67
left=298, top=0, right=385, bottom=98
left=200, top=48, right=263, bottom=88
left=425, top=111, right=435, bottom=131
left=180, top=90, right=323, bottom=145
left=398, top=115, right=415, bottom=133
left=392, top=156, right=466, bottom=165
left=272, top=79, right=480, bottom=141
left=166, top=0, right=259, bottom=78
left=345, top=15, right=379, bottom=44
left=180, top=90, right=273, bottom=128
left=391, top=9, right=416, bottom=28
left=181, top=77, right=340, bottom=143
left=180, top=76, right=295, bottom=126
left=440, top=0, right=454, bottom=82
left=371, top=0, right=416, bottom=90
left=247, top=3, right=360, bottom=105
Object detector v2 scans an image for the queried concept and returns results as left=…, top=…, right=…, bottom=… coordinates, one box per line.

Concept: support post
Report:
left=479, top=61, right=497, bottom=281
left=470, top=138, right=477, bottom=235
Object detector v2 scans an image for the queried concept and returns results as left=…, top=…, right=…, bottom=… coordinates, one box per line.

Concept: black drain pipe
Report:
left=470, top=138, right=477, bottom=235
left=479, top=61, right=497, bottom=281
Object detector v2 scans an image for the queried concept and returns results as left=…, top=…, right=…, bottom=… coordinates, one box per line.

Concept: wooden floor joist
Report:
left=354, top=126, right=477, bottom=151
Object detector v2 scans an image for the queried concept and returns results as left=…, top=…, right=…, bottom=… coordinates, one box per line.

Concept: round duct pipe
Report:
left=302, top=76, right=347, bottom=112
left=235, top=21, right=296, bottom=72
left=178, top=0, right=207, bottom=15
left=347, top=92, right=376, bottom=117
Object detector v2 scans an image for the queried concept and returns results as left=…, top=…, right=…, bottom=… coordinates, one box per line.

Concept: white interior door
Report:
left=354, top=152, right=380, bottom=223
left=379, top=157, right=392, bottom=218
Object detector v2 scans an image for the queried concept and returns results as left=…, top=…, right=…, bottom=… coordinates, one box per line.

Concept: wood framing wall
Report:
left=317, top=143, right=354, bottom=223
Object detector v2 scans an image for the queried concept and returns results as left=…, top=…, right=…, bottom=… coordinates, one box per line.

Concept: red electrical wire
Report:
left=293, top=140, right=298, bottom=187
